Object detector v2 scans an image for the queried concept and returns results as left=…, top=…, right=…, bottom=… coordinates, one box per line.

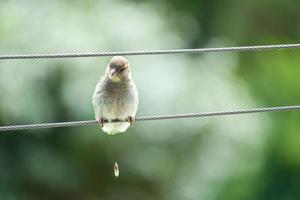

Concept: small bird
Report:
left=92, top=56, right=139, bottom=134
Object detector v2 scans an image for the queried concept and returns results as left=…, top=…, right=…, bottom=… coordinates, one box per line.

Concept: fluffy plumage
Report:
left=92, top=56, right=139, bottom=134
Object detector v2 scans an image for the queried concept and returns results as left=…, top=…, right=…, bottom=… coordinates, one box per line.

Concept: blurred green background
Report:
left=0, top=0, right=300, bottom=199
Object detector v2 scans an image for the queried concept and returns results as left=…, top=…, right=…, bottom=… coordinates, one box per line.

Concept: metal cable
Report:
left=1, top=43, right=300, bottom=60
left=0, top=105, right=299, bottom=132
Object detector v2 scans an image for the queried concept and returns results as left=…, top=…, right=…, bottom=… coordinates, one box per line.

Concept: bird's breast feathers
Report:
left=93, top=80, right=138, bottom=120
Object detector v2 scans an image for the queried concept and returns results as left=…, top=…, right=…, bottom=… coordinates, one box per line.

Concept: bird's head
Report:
left=107, top=56, right=130, bottom=82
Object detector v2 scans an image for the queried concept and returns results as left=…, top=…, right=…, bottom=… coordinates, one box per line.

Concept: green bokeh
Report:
left=0, top=0, right=299, bottom=199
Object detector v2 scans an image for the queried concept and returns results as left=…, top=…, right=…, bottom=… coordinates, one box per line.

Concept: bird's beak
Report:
left=110, top=68, right=117, bottom=77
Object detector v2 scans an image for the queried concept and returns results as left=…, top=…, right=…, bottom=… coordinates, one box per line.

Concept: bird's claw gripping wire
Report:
left=128, top=116, right=135, bottom=126
left=98, top=117, right=104, bottom=128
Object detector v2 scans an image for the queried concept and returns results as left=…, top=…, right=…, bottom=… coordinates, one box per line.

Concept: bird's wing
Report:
left=92, top=76, right=106, bottom=120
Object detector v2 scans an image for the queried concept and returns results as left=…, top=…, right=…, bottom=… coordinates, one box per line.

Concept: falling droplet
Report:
left=114, top=162, right=119, bottom=177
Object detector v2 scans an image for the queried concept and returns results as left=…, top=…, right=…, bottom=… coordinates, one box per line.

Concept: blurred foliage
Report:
left=0, top=0, right=300, bottom=199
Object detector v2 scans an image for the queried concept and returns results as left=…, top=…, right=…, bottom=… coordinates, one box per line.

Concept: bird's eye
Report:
left=109, top=64, right=115, bottom=68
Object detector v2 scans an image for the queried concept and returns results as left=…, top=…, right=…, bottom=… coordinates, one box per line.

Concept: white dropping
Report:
left=114, top=162, right=119, bottom=177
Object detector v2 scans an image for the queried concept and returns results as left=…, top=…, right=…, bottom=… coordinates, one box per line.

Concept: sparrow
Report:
left=92, top=56, right=139, bottom=134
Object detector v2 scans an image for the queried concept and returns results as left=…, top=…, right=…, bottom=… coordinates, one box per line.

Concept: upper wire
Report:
left=0, top=105, right=299, bottom=132
left=1, top=43, right=300, bottom=60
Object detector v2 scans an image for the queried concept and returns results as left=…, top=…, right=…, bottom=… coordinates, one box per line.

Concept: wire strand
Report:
left=1, top=43, right=300, bottom=60
left=0, top=105, right=299, bottom=132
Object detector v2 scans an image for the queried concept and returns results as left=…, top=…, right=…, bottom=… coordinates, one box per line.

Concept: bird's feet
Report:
left=98, top=117, right=104, bottom=128
left=128, top=116, right=135, bottom=126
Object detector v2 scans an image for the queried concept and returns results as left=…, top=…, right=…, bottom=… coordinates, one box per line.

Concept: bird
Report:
left=92, top=56, right=139, bottom=134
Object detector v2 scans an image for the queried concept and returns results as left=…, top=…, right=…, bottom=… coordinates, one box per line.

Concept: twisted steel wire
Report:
left=1, top=43, right=300, bottom=60
left=0, top=105, right=299, bottom=132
